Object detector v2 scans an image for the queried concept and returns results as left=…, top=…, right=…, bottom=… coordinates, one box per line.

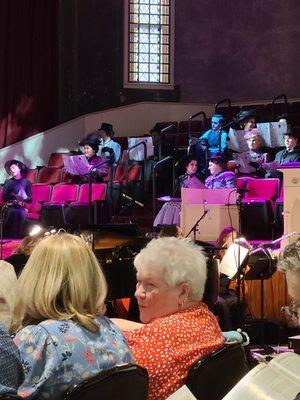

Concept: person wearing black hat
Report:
left=76, top=137, right=108, bottom=183
left=274, top=127, right=300, bottom=164
left=205, top=155, right=237, bottom=189
left=95, top=122, right=120, bottom=163
left=2, top=160, right=32, bottom=238
left=233, top=109, right=256, bottom=132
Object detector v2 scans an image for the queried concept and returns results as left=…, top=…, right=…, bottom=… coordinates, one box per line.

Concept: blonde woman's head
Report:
left=14, top=233, right=107, bottom=333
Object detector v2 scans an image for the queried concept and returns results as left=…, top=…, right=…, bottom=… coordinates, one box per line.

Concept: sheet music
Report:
left=219, top=243, right=250, bottom=278
left=257, top=122, right=286, bottom=147
left=232, top=152, right=256, bottom=174
left=128, top=136, right=154, bottom=161
left=62, top=155, right=90, bottom=175
left=228, top=128, right=249, bottom=153
left=228, top=122, right=286, bottom=154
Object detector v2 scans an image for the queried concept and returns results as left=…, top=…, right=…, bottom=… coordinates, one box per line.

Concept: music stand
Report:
left=243, top=247, right=277, bottom=345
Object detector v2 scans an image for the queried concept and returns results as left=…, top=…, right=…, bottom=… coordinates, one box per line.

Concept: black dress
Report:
left=2, top=178, right=32, bottom=238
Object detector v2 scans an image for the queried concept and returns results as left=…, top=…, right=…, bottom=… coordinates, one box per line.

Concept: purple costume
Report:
left=77, top=155, right=108, bottom=183
left=153, top=174, right=204, bottom=227
left=2, top=178, right=32, bottom=238
left=205, top=171, right=236, bottom=189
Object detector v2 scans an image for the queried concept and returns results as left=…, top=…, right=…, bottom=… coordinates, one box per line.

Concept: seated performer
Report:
left=205, top=155, right=237, bottom=189
left=76, top=136, right=108, bottom=182
left=153, top=156, right=204, bottom=227
left=2, top=160, right=32, bottom=238
left=213, top=227, right=248, bottom=330
left=262, top=127, right=300, bottom=178
left=277, top=238, right=300, bottom=325
left=112, top=237, right=224, bottom=400
left=232, top=128, right=271, bottom=176
left=192, top=114, right=227, bottom=177
left=233, top=109, right=256, bottom=132
left=81, top=122, right=121, bottom=163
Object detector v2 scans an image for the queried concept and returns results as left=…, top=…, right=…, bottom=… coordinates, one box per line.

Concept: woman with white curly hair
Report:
left=113, top=236, right=224, bottom=400
left=277, top=238, right=300, bottom=324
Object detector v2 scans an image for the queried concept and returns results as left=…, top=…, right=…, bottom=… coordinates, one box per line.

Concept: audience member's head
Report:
left=14, top=233, right=107, bottom=332
left=208, top=155, right=227, bottom=175
left=158, top=224, right=182, bottom=238
left=211, top=114, right=224, bottom=131
left=277, top=239, right=300, bottom=322
left=14, top=235, right=41, bottom=256
left=216, top=226, right=238, bottom=248
left=283, top=127, right=300, bottom=151
left=78, top=137, right=99, bottom=158
left=244, top=128, right=264, bottom=151
left=133, top=237, right=207, bottom=323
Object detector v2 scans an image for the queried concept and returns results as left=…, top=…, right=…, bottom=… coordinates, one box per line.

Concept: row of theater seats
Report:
left=0, top=343, right=249, bottom=400
left=25, top=152, right=142, bottom=185
left=237, top=177, right=283, bottom=240
left=0, top=183, right=108, bottom=228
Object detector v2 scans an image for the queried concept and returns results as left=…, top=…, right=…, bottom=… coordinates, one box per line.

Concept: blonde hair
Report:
left=15, top=235, right=41, bottom=256
left=14, top=233, right=107, bottom=333
left=134, top=237, right=207, bottom=301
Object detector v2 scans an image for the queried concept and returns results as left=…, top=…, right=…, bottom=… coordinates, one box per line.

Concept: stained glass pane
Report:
left=128, top=0, right=171, bottom=84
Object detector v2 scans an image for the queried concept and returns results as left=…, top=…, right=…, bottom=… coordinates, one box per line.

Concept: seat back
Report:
left=128, top=164, right=142, bottom=181
left=28, top=184, right=52, bottom=213
left=48, top=152, right=71, bottom=168
left=50, top=184, right=78, bottom=203
left=26, top=168, right=38, bottom=184
left=63, top=364, right=148, bottom=400
left=76, top=183, right=106, bottom=202
left=186, top=344, right=249, bottom=400
left=244, top=178, right=279, bottom=202
left=37, top=166, right=62, bottom=184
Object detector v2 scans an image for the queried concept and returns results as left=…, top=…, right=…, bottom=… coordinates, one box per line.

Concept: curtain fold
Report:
left=0, top=0, right=59, bottom=148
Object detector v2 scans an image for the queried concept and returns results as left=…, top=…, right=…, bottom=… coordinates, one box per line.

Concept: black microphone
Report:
left=122, top=193, right=144, bottom=207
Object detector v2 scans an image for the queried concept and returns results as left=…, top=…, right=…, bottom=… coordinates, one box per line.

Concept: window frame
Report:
left=123, top=0, right=175, bottom=90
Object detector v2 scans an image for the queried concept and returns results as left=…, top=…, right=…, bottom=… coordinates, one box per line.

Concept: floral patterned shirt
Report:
left=14, top=316, right=133, bottom=399
left=125, top=303, right=224, bottom=400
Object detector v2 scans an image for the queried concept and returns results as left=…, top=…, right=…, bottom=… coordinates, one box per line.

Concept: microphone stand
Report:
left=88, top=158, right=112, bottom=225
left=185, top=209, right=208, bottom=241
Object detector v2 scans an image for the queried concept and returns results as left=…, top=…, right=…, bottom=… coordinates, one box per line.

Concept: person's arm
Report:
left=13, top=325, right=60, bottom=399
left=220, top=131, right=228, bottom=153
left=113, top=142, right=121, bottom=164
left=24, top=180, right=32, bottom=204
left=224, top=172, right=237, bottom=188
left=0, top=323, right=23, bottom=393
left=2, top=180, right=11, bottom=203
left=111, top=318, right=144, bottom=331
left=91, top=157, right=109, bottom=179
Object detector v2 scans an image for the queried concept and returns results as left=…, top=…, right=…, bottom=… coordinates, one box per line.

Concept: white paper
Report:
left=228, top=128, right=249, bottom=153
left=232, top=152, right=256, bottom=174
left=222, top=352, right=300, bottom=400
left=128, top=136, right=154, bottom=161
left=62, top=154, right=90, bottom=175
left=219, top=243, right=249, bottom=278
left=167, top=385, right=197, bottom=400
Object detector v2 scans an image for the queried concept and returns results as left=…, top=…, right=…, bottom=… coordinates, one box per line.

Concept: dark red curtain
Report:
left=0, top=0, right=59, bottom=148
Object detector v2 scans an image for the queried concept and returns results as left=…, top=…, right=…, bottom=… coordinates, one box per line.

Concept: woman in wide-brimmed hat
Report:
left=74, top=137, right=108, bottom=183
left=2, top=159, right=32, bottom=238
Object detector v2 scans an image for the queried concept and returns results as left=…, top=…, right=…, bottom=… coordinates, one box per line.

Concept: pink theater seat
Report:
left=70, top=183, right=106, bottom=206
left=41, top=184, right=79, bottom=227
left=241, top=178, right=280, bottom=240
left=45, top=183, right=78, bottom=205
left=68, top=183, right=108, bottom=226
left=27, top=184, right=52, bottom=220
left=243, top=178, right=280, bottom=203
left=37, top=166, right=62, bottom=184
